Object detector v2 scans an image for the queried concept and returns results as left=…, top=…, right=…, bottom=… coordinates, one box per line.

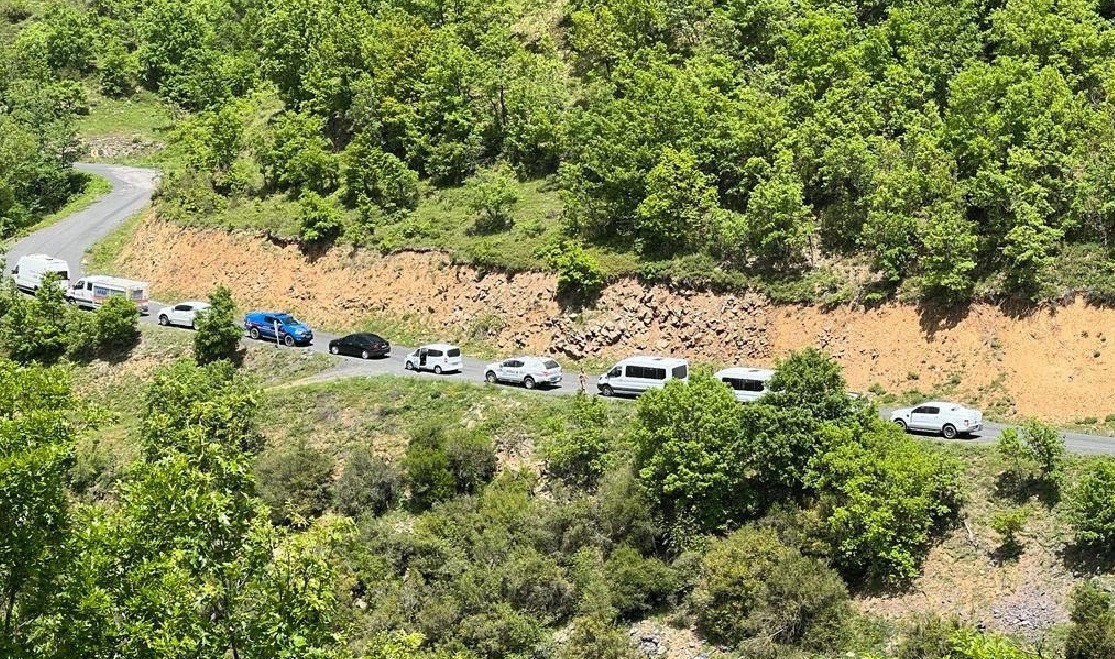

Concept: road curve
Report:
left=13, top=164, right=1115, bottom=456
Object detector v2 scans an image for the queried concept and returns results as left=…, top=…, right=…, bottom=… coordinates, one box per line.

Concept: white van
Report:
left=404, top=343, right=463, bottom=374
left=66, top=275, right=150, bottom=314
left=11, top=254, right=71, bottom=292
left=715, top=367, right=775, bottom=403
left=597, top=356, right=689, bottom=396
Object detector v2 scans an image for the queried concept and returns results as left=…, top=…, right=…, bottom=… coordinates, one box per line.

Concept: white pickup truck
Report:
left=66, top=275, right=150, bottom=314
left=891, top=401, right=983, bottom=439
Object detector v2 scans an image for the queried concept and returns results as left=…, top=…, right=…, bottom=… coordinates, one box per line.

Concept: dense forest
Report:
left=8, top=0, right=1115, bottom=299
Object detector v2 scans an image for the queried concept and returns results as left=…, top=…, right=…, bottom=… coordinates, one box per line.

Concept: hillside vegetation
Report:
left=9, top=0, right=1115, bottom=299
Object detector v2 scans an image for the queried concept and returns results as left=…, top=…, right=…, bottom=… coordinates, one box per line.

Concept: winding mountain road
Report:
left=7, top=164, right=1115, bottom=455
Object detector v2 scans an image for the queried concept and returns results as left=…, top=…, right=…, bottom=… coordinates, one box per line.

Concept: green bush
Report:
left=535, top=238, right=606, bottom=301
left=334, top=448, right=400, bottom=518
left=691, top=525, right=851, bottom=652
left=340, top=134, right=419, bottom=215
left=0, top=274, right=69, bottom=364
left=255, top=439, right=336, bottom=525
left=94, top=295, right=140, bottom=351
left=1071, top=458, right=1115, bottom=549
left=402, top=425, right=458, bottom=511
left=555, top=615, right=641, bottom=659
left=467, top=163, right=520, bottom=234
left=298, top=191, right=345, bottom=244
left=194, top=285, right=242, bottom=365
left=445, top=430, right=497, bottom=496
left=259, top=111, right=338, bottom=193
left=603, top=545, right=678, bottom=619
left=98, top=38, right=137, bottom=97
left=1064, top=581, right=1115, bottom=659
left=808, top=423, right=963, bottom=584
left=896, top=615, right=963, bottom=659
left=948, top=628, right=1028, bottom=659
left=997, top=419, right=1065, bottom=488
left=989, top=506, right=1029, bottom=556
left=540, top=394, right=622, bottom=488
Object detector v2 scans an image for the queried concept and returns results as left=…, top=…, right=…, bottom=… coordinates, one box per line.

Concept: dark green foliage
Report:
left=691, top=525, right=852, bottom=652
left=468, top=164, right=520, bottom=234
left=402, top=424, right=495, bottom=510
left=1071, top=458, right=1115, bottom=548
left=1064, top=581, right=1115, bottom=659
left=896, top=615, right=964, bottom=659
left=0, top=275, right=70, bottom=363
left=334, top=448, right=400, bottom=518
left=535, top=238, right=606, bottom=301
left=298, top=191, right=345, bottom=244
left=997, top=419, right=1066, bottom=489
left=193, top=285, right=242, bottom=365
left=340, top=134, right=419, bottom=216
left=259, top=111, right=338, bottom=194
left=602, top=546, right=678, bottom=619
left=540, top=393, right=622, bottom=488
left=93, top=295, right=140, bottom=352
left=255, top=440, right=336, bottom=525
left=556, top=615, right=641, bottom=659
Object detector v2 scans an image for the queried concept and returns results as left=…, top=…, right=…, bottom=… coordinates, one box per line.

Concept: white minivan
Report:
left=404, top=343, right=463, bottom=374
left=715, top=367, right=775, bottom=403
left=597, top=356, right=689, bottom=396
left=11, top=254, right=71, bottom=292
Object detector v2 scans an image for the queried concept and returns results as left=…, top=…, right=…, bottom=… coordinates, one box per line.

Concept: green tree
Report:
left=0, top=361, right=73, bottom=651
left=635, top=148, right=718, bottom=257
left=997, top=419, right=1065, bottom=488
left=93, top=295, right=140, bottom=352
left=255, top=440, right=336, bottom=525
left=194, top=285, right=243, bottom=365
left=334, top=448, right=400, bottom=518
left=1071, top=458, right=1115, bottom=549
left=738, top=153, right=814, bottom=267
left=1064, top=581, right=1115, bottom=659
left=467, top=164, right=520, bottom=234
left=258, top=111, right=338, bottom=193
left=298, top=191, right=345, bottom=244
left=340, top=133, right=419, bottom=215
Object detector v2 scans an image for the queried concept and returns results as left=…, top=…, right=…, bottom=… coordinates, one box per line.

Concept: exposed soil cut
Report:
left=117, top=219, right=1115, bottom=421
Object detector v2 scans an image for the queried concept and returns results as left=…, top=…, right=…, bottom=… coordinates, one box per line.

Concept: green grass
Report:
left=77, top=90, right=174, bottom=141
left=84, top=209, right=145, bottom=274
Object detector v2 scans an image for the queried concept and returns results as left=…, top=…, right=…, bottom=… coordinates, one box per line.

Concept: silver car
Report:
left=157, top=301, right=211, bottom=329
left=484, top=356, right=562, bottom=390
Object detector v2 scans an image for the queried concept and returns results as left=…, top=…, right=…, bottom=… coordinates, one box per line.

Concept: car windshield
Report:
left=447, top=348, right=461, bottom=357
left=543, top=360, right=560, bottom=370
left=278, top=315, right=301, bottom=326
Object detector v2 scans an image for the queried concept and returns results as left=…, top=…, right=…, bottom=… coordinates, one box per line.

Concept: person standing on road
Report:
left=579, top=366, right=587, bottom=393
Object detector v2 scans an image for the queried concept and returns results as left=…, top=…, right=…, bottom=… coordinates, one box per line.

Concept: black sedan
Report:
left=328, top=333, right=390, bottom=359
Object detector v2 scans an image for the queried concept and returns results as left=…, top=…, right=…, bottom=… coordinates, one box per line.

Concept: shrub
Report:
left=691, top=525, right=851, bottom=652
left=556, top=615, right=641, bottom=659
left=603, top=545, right=679, bottom=619
left=259, top=111, right=338, bottom=193
left=445, top=430, right=497, bottom=495
left=340, top=134, right=419, bottom=215
left=540, top=394, right=621, bottom=488
left=949, top=628, right=1028, bottom=659
left=997, top=419, right=1065, bottom=488
left=896, top=615, right=963, bottom=659
left=807, top=422, right=963, bottom=584
left=402, top=425, right=457, bottom=511
left=94, top=295, right=140, bottom=351
left=298, top=191, right=345, bottom=245
left=255, top=440, right=336, bottom=525
left=98, top=38, right=136, bottom=97
left=535, top=238, right=606, bottom=301
left=765, top=347, right=859, bottom=423
left=1, top=274, right=69, bottom=363
left=1064, top=581, right=1115, bottom=659
left=194, top=285, right=242, bottom=366
left=334, top=448, right=400, bottom=518
left=467, top=164, right=520, bottom=234
left=989, top=505, right=1029, bottom=557
left=1071, top=458, right=1115, bottom=549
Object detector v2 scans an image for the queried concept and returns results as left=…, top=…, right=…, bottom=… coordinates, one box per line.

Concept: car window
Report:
left=543, top=360, right=559, bottom=370
left=742, top=379, right=765, bottom=392
left=448, top=348, right=461, bottom=358
left=722, top=377, right=742, bottom=391
left=608, top=367, right=621, bottom=377
left=912, top=406, right=927, bottom=414
left=428, top=349, right=443, bottom=357
left=280, top=315, right=300, bottom=326
left=672, top=365, right=688, bottom=379
left=924, top=406, right=940, bottom=415
left=174, top=304, right=191, bottom=312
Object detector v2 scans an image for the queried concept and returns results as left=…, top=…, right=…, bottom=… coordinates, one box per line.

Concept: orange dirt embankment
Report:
left=118, top=219, right=1115, bottom=421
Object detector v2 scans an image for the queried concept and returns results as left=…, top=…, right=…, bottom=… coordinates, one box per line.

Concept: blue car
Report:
left=244, top=312, right=313, bottom=346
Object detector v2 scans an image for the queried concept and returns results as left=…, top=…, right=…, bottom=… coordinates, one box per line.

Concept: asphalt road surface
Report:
left=8, top=164, right=1115, bottom=456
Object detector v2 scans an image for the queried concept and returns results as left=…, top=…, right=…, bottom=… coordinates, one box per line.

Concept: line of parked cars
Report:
left=15, top=253, right=982, bottom=440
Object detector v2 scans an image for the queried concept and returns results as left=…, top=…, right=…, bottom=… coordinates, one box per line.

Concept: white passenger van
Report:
left=597, top=356, right=689, bottom=396
left=11, top=254, right=71, bottom=292
left=66, top=275, right=150, bottom=314
left=715, top=367, right=775, bottom=403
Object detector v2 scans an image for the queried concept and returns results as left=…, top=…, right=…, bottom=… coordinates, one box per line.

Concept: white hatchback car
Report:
left=157, top=301, right=211, bottom=329
left=484, top=356, right=562, bottom=389
left=891, top=401, right=984, bottom=439
left=404, top=344, right=463, bottom=374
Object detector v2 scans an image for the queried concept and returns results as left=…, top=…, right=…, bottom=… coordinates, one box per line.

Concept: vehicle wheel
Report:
left=249, top=327, right=260, bottom=340
left=942, top=424, right=957, bottom=439
left=434, top=365, right=443, bottom=375
left=330, top=345, right=339, bottom=355
left=485, top=371, right=497, bottom=383
left=158, top=315, right=169, bottom=326
left=600, top=384, right=614, bottom=397
left=524, top=377, right=536, bottom=390
left=895, top=419, right=907, bottom=432
left=283, top=335, right=295, bottom=347
left=405, top=360, right=415, bottom=371
left=361, top=350, right=370, bottom=359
